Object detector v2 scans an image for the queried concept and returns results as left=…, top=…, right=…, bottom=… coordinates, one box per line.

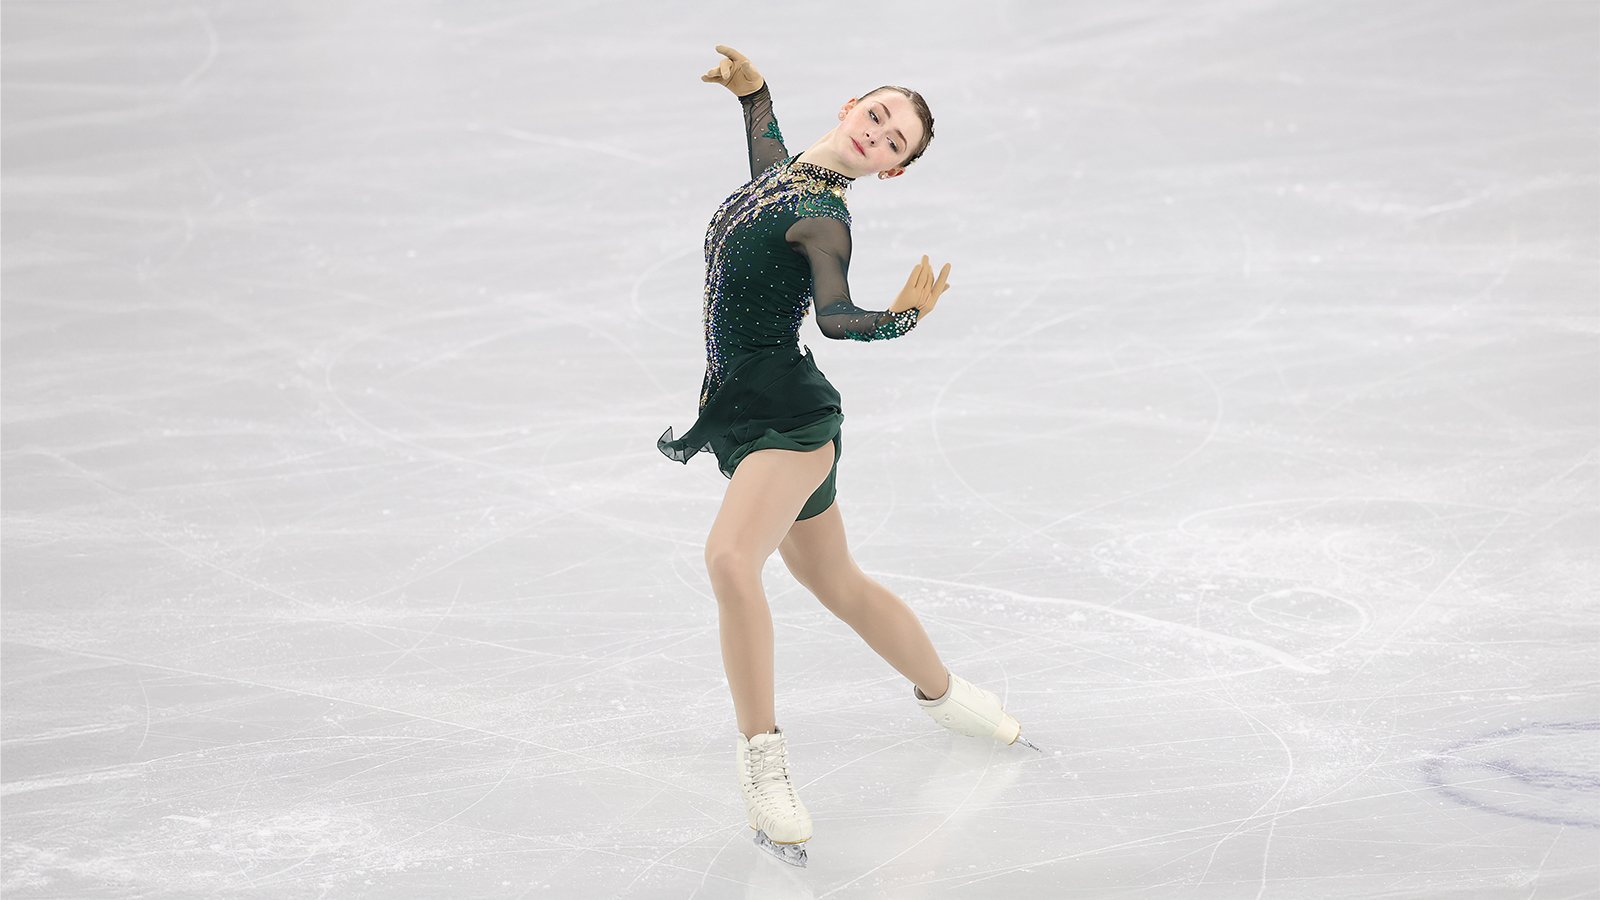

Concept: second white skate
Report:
left=916, top=671, right=1043, bottom=752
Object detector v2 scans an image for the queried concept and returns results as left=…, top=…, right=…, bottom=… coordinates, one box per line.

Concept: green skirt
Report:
left=659, top=344, right=844, bottom=517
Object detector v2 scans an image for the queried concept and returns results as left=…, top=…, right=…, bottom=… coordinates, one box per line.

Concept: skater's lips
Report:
left=850, top=137, right=864, bottom=155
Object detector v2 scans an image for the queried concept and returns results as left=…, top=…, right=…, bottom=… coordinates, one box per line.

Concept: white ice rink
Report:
left=3, top=1, right=1597, bottom=897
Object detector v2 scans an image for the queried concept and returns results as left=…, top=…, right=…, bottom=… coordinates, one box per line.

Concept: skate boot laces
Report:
left=743, top=733, right=801, bottom=813
left=746, top=740, right=787, bottom=782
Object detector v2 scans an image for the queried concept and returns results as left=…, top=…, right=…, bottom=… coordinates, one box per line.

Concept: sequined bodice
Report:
left=700, top=155, right=852, bottom=382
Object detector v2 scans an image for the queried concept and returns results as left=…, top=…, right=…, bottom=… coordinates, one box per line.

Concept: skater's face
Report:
left=835, top=91, right=922, bottom=179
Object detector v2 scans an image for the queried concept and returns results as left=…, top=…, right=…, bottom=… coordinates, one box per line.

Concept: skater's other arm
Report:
left=701, top=44, right=787, bottom=178
left=787, top=215, right=921, bottom=342
left=739, top=83, right=788, bottom=179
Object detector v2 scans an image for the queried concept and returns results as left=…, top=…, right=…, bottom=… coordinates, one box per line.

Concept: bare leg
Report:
left=778, top=500, right=950, bottom=700
left=705, top=442, right=838, bottom=741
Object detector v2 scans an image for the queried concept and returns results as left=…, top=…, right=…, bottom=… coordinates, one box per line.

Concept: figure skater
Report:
left=657, top=44, right=1041, bottom=867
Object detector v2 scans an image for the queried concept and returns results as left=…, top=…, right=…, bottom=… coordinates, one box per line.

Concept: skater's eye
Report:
left=869, top=109, right=898, bottom=153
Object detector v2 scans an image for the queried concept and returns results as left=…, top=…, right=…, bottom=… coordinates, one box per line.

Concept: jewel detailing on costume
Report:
left=842, top=306, right=919, bottom=342
left=788, top=158, right=853, bottom=192
left=700, top=154, right=855, bottom=380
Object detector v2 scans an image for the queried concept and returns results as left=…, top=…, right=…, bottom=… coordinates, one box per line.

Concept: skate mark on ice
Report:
left=1422, top=721, right=1600, bottom=829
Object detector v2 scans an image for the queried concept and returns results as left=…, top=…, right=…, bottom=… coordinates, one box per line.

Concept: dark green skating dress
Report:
left=658, top=81, right=920, bottom=520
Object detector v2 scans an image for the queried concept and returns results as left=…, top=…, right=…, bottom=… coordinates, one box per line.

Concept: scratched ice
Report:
left=3, top=1, right=1597, bottom=897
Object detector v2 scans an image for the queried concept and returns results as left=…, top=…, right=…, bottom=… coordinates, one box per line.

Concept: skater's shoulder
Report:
left=785, top=208, right=851, bottom=252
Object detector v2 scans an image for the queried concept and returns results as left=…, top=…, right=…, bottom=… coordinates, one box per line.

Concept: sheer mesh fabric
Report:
left=786, top=215, right=919, bottom=341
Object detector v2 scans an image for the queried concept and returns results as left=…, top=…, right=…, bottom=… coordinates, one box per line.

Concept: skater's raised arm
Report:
left=702, top=44, right=787, bottom=178
left=787, top=214, right=923, bottom=342
left=738, top=83, right=788, bottom=179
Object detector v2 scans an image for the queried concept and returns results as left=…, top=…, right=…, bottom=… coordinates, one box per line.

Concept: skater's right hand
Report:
left=701, top=44, right=765, bottom=98
left=888, top=255, right=953, bottom=319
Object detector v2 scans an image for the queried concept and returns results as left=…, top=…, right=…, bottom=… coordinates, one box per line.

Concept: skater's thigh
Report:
left=706, top=443, right=836, bottom=570
left=778, top=500, right=864, bottom=604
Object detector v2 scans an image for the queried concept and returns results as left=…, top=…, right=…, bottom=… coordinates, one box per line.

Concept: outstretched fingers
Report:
left=701, top=58, right=731, bottom=82
left=902, top=260, right=923, bottom=292
left=704, top=45, right=751, bottom=86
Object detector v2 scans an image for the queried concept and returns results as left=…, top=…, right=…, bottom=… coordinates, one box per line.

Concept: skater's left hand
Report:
left=888, top=254, right=952, bottom=319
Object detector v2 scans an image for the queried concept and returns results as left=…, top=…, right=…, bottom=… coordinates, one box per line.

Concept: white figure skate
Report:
left=736, top=725, right=812, bottom=866
left=916, top=671, right=1043, bottom=752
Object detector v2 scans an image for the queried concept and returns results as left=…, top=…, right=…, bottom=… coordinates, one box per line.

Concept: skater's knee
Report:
left=704, top=543, right=762, bottom=592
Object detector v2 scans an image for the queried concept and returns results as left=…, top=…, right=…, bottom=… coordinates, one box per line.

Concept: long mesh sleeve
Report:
left=787, top=215, right=920, bottom=342
left=738, top=83, right=789, bottom=179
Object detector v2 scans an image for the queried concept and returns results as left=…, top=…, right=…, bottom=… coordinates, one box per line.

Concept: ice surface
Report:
left=3, top=1, right=1597, bottom=897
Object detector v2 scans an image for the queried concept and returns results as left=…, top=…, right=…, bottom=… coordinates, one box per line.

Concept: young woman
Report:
left=657, top=45, right=1040, bottom=867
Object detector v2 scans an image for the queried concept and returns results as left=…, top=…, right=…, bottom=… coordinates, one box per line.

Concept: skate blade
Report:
left=753, top=829, right=809, bottom=867
left=1012, top=734, right=1044, bottom=753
